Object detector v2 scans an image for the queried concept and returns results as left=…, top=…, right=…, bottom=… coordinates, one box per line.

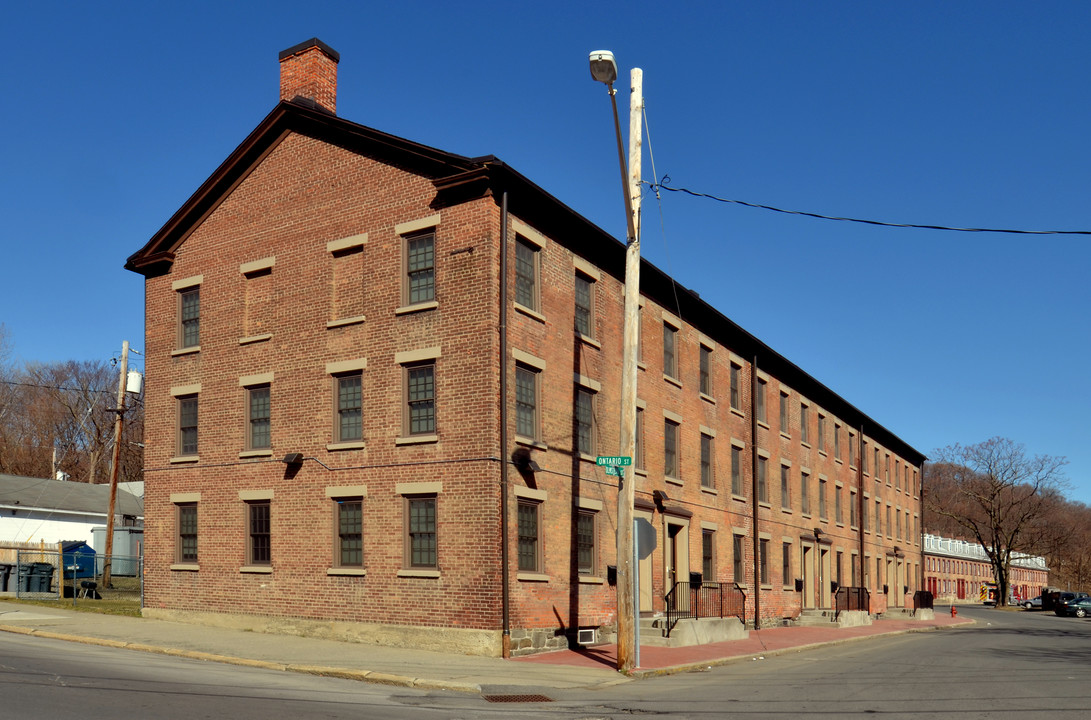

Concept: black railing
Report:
left=664, top=582, right=746, bottom=637
left=834, top=586, right=870, bottom=618
left=913, top=590, right=934, bottom=610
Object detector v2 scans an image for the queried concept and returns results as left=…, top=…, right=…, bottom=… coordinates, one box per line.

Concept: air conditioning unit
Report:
left=577, top=628, right=596, bottom=645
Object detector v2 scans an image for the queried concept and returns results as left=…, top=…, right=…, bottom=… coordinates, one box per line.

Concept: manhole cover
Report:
left=482, top=694, right=554, bottom=703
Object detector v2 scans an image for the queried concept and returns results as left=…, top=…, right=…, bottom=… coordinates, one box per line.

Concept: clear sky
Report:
left=2, top=2, right=1088, bottom=501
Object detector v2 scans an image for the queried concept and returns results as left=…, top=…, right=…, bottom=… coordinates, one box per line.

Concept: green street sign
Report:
left=596, top=456, right=632, bottom=467
left=604, top=466, right=625, bottom=477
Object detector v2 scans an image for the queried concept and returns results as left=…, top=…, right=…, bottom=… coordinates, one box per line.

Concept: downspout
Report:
left=857, top=424, right=865, bottom=592
left=751, top=355, right=761, bottom=629
left=499, top=191, right=511, bottom=657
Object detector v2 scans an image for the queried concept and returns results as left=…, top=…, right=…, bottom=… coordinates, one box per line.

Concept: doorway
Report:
left=802, top=543, right=815, bottom=609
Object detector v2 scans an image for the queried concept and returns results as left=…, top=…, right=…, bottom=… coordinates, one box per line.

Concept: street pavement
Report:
left=0, top=600, right=970, bottom=693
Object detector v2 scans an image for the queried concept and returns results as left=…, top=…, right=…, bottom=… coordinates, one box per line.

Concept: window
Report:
left=861, top=495, right=869, bottom=531
left=850, top=490, right=858, bottom=527
left=702, top=530, right=715, bottom=581
left=577, top=510, right=596, bottom=575
left=885, top=454, right=891, bottom=483
left=336, top=499, right=363, bottom=567
left=731, top=445, right=743, bottom=496
left=850, top=432, right=857, bottom=467
left=700, top=432, right=713, bottom=488
left=178, top=395, right=198, bottom=456
left=514, top=238, right=539, bottom=311
left=635, top=406, right=645, bottom=469
left=886, top=505, right=892, bottom=537
left=407, top=496, right=437, bottom=568
left=896, top=508, right=902, bottom=539
left=663, top=323, right=678, bottom=379
left=861, top=440, right=868, bottom=473
left=756, top=455, right=768, bottom=503
left=177, top=504, right=197, bottom=563
left=517, top=500, right=541, bottom=572
left=782, top=543, right=792, bottom=587
left=247, top=385, right=271, bottom=450
left=759, top=538, right=770, bottom=585
left=875, top=500, right=882, bottom=535
left=574, top=273, right=594, bottom=337
left=576, top=387, right=595, bottom=456
left=699, top=345, right=711, bottom=396
left=515, top=365, right=539, bottom=440
left=817, top=414, right=826, bottom=452
left=664, top=419, right=680, bottom=479
left=779, top=392, right=789, bottom=433
left=334, top=374, right=362, bottom=443
left=729, top=362, right=741, bottom=410
left=732, top=534, right=744, bottom=582
left=800, top=404, right=810, bottom=444
left=836, top=551, right=843, bottom=586
left=835, top=485, right=843, bottom=524
left=248, top=501, right=271, bottom=566
left=874, top=448, right=880, bottom=477
left=800, top=471, right=810, bottom=515
left=406, top=362, right=436, bottom=435
left=877, top=558, right=883, bottom=590
left=405, top=231, right=435, bottom=305
left=780, top=464, right=790, bottom=510
left=178, top=286, right=200, bottom=349
left=834, top=423, right=842, bottom=460
left=755, top=378, right=767, bottom=423
left=818, top=478, right=828, bottom=519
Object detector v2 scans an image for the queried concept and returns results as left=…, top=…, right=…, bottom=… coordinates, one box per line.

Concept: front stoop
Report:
left=638, top=616, right=749, bottom=648
left=792, top=608, right=841, bottom=628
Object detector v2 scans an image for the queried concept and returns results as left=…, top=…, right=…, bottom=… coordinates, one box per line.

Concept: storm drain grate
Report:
left=482, top=694, right=554, bottom=703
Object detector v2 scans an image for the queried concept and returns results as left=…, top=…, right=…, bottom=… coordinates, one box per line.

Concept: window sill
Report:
left=699, top=392, right=716, bottom=405
left=637, top=361, right=647, bottom=372
left=170, top=563, right=199, bottom=572
left=836, top=522, right=845, bottom=529
left=732, top=493, right=747, bottom=503
left=395, top=300, right=438, bottom=315
left=240, top=566, right=273, bottom=574
left=395, top=434, right=439, bottom=446
left=801, top=512, right=812, bottom=520
left=238, top=333, right=272, bottom=345
left=327, top=441, right=366, bottom=451
left=757, top=420, right=770, bottom=430
left=835, top=458, right=844, bottom=465
left=239, top=449, right=273, bottom=459
left=801, top=441, right=811, bottom=450
left=758, top=501, right=771, bottom=510
left=327, top=315, right=366, bottom=329
left=327, top=568, right=367, bottom=576
left=634, top=468, right=648, bottom=477
left=700, top=485, right=717, bottom=495
left=576, top=333, right=601, bottom=350
left=781, top=506, right=792, bottom=514
left=170, top=455, right=199, bottom=464
left=663, top=374, right=682, bottom=389
left=578, top=575, right=605, bottom=585
left=818, top=450, right=827, bottom=458
left=665, top=476, right=683, bottom=487
left=730, top=407, right=745, bottom=419
left=780, top=432, right=791, bottom=441
left=171, top=346, right=200, bottom=357
left=514, top=302, right=546, bottom=324
left=517, top=572, right=550, bottom=582
left=398, top=569, right=440, bottom=578
left=760, top=584, right=774, bottom=591
left=578, top=453, right=599, bottom=464
left=514, top=435, right=547, bottom=450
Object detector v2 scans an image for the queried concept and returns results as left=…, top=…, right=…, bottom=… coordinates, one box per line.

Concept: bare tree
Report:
left=925, top=437, right=1068, bottom=606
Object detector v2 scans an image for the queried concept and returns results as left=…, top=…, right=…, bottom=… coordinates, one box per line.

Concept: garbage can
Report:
left=0, top=564, right=11, bottom=592
left=33, top=563, right=55, bottom=593
left=17, top=564, right=33, bottom=592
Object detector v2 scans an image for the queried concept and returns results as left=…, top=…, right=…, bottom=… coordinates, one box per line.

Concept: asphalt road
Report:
left=4, top=605, right=1091, bottom=719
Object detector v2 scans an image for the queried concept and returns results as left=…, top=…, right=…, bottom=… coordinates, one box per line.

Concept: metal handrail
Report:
left=664, top=581, right=747, bottom=637
left=834, top=586, right=870, bottom=619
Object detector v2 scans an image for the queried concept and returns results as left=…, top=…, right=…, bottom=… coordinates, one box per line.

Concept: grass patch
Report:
left=2, top=596, right=142, bottom=617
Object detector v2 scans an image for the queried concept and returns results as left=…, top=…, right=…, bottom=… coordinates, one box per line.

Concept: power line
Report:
left=0, top=379, right=114, bottom=395
left=647, top=180, right=1091, bottom=236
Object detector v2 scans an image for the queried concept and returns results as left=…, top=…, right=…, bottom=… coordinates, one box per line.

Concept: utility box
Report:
left=91, top=526, right=144, bottom=576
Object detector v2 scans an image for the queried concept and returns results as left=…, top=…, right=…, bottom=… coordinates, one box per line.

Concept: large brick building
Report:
left=125, top=39, right=926, bottom=656
left=923, top=533, right=1048, bottom=605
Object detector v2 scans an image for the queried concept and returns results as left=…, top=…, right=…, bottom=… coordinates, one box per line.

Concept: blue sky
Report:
left=2, top=2, right=1088, bottom=501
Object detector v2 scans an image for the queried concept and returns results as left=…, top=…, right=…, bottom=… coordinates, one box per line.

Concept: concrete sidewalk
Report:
left=0, top=601, right=971, bottom=693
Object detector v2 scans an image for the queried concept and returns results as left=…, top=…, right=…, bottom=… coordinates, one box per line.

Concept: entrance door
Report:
left=802, top=543, right=815, bottom=609
left=820, top=548, right=832, bottom=608
left=636, top=509, right=654, bottom=613
left=664, top=522, right=690, bottom=611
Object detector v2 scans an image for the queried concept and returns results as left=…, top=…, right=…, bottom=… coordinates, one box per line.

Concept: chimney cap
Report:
left=279, top=38, right=340, bottom=63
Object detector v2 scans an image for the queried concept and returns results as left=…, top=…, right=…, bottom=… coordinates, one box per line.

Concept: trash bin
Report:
left=61, top=541, right=96, bottom=580
left=0, top=564, right=11, bottom=592
left=33, top=563, right=55, bottom=593
left=17, top=564, right=33, bottom=592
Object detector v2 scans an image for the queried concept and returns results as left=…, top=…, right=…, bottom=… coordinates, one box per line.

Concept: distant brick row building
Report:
left=125, top=39, right=926, bottom=656
left=923, top=533, right=1048, bottom=604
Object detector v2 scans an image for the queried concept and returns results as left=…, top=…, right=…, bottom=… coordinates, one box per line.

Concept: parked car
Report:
left=1023, top=596, right=1043, bottom=610
left=1060, top=597, right=1091, bottom=618
left=1053, top=592, right=1090, bottom=616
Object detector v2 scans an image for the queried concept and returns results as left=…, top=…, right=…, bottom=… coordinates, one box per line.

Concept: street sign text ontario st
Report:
left=596, top=456, right=632, bottom=467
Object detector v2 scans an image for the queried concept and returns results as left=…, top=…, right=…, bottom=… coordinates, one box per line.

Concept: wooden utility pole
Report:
left=103, top=340, right=129, bottom=588
left=616, top=67, right=643, bottom=673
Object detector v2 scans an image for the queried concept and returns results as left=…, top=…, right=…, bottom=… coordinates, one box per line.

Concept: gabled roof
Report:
left=0, top=473, right=144, bottom=518
left=125, top=99, right=925, bottom=466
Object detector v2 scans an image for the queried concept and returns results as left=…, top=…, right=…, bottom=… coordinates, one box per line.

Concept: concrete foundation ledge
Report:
left=913, top=608, right=936, bottom=621
left=141, top=607, right=502, bottom=657
left=836, top=610, right=872, bottom=628
left=668, top=617, right=748, bottom=646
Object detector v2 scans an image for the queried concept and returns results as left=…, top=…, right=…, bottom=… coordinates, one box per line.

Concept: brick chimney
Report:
left=279, top=38, right=340, bottom=115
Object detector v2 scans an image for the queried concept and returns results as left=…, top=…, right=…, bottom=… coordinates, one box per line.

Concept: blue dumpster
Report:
left=62, top=541, right=96, bottom=579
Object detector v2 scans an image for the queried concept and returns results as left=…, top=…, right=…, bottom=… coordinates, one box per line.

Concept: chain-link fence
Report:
left=0, top=549, right=143, bottom=609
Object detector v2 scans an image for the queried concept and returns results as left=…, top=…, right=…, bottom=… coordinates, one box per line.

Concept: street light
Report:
left=589, top=49, right=643, bottom=673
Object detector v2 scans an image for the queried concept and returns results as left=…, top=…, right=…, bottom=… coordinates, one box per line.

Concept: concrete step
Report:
left=793, top=609, right=841, bottom=627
